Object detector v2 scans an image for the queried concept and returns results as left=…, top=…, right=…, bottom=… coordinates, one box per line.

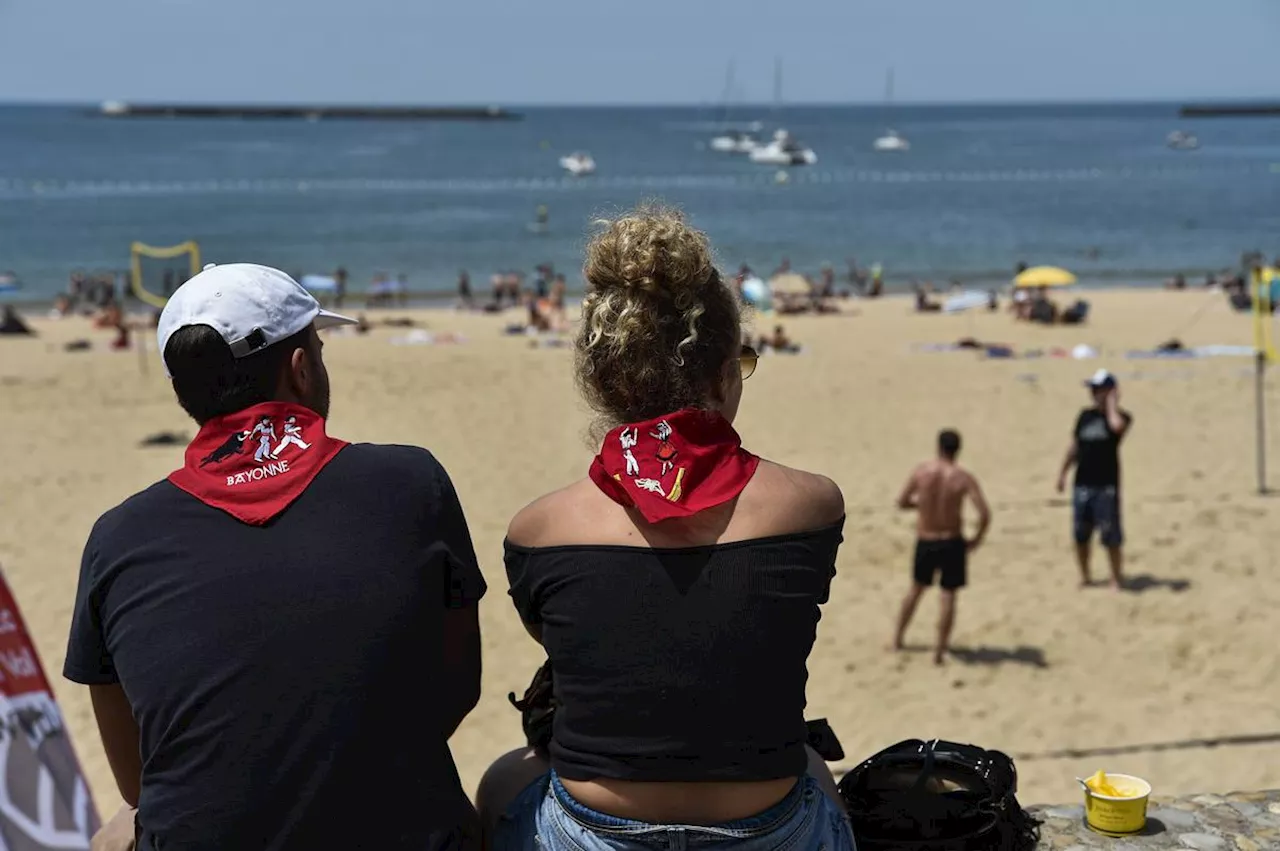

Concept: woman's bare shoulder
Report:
left=506, top=479, right=617, bottom=548
left=743, top=460, right=846, bottom=532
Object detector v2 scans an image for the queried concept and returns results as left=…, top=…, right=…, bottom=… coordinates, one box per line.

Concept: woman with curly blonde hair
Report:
left=479, top=204, right=852, bottom=851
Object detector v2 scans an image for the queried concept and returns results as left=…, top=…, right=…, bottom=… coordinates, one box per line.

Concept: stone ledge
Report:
left=1031, top=789, right=1280, bottom=850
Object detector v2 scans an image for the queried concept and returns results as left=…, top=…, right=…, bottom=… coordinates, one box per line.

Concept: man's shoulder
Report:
left=329, top=443, right=455, bottom=497
left=336, top=443, right=447, bottom=477
left=88, top=479, right=187, bottom=548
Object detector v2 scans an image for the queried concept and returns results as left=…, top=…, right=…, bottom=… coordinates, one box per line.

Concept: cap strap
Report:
left=228, top=328, right=269, bottom=358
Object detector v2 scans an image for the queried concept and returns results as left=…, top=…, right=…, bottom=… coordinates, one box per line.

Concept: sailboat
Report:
left=709, top=62, right=762, bottom=154
left=873, top=68, right=910, bottom=153
left=749, top=57, right=817, bottom=166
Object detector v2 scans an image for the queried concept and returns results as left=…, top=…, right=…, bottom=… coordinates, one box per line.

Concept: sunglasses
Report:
left=739, top=344, right=758, bottom=380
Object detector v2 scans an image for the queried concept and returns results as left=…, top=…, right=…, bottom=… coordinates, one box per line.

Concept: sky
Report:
left=1, top=0, right=1277, bottom=106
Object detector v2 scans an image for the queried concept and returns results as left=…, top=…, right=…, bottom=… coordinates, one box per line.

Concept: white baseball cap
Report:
left=157, top=263, right=356, bottom=376
left=1086, top=368, right=1117, bottom=389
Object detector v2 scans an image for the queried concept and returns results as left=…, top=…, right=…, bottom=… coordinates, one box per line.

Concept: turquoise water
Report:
left=1, top=103, right=1278, bottom=298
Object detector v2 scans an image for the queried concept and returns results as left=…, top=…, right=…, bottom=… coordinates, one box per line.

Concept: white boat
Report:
left=1167, top=131, right=1200, bottom=150
left=559, top=152, right=596, bottom=176
left=872, top=69, right=910, bottom=152
left=707, top=63, right=762, bottom=154
left=873, top=129, right=910, bottom=152
left=749, top=129, right=817, bottom=166
left=710, top=130, right=761, bottom=154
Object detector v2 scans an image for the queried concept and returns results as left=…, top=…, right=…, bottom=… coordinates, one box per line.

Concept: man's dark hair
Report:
left=938, top=429, right=962, bottom=458
left=165, top=325, right=311, bottom=424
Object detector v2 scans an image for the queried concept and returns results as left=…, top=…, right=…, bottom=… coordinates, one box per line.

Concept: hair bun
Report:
left=584, top=204, right=715, bottom=303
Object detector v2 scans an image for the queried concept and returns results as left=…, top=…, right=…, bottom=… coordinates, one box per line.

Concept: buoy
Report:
left=775, top=170, right=790, bottom=184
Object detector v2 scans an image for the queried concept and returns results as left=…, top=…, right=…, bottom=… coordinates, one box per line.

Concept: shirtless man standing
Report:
left=892, top=430, right=992, bottom=665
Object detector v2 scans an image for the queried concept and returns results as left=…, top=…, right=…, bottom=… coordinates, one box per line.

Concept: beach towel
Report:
left=1125, top=350, right=1199, bottom=360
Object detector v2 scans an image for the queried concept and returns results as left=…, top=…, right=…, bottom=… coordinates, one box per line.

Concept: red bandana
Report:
left=168, top=402, right=348, bottom=525
left=589, top=408, right=760, bottom=523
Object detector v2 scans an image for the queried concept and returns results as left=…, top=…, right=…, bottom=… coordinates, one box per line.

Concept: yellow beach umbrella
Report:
left=1014, top=266, right=1076, bottom=288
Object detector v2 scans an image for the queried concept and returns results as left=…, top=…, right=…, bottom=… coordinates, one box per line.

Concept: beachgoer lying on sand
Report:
left=477, top=204, right=852, bottom=851
left=66, top=265, right=484, bottom=851
left=759, top=324, right=801, bottom=353
left=0, top=306, right=34, bottom=336
left=892, top=430, right=991, bottom=665
left=914, top=283, right=942, bottom=313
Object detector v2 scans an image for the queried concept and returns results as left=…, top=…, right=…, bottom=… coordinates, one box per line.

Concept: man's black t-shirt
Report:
left=1073, top=407, right=1133, bottom=488
left=64, top=445, right=486, bottom=851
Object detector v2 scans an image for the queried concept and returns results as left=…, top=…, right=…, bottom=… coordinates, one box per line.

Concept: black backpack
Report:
left=837, top=739, right=1041, bottom=851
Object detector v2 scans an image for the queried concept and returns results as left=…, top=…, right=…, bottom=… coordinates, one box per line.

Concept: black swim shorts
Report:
left=913, top=538, right=967, bottom=590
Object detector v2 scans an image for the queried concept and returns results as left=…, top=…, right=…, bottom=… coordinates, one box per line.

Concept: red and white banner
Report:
left=0, top=573, right=100, bottom=850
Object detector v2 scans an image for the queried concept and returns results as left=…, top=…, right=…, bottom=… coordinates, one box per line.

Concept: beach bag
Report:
left=837, top=739, right=1040, bottom=851
left=508, top=660, right=557, bottom=750
left=507, top=662, right=846, bottom=761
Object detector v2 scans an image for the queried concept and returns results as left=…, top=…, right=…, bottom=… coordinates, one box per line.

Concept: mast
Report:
left=718, top=60, right=737, bottom=126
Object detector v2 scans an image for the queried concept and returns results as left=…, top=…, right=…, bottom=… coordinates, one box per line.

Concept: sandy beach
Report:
left=2, top=288, right=1278, bottom=818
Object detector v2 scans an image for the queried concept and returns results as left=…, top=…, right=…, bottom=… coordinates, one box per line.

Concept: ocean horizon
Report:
left=2, top=101, right=1278, bottom=300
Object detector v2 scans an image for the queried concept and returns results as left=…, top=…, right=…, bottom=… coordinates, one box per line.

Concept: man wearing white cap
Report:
left=1056, top=369, right=1133, bottom=589
left=64, top=264, right=486, bottom=850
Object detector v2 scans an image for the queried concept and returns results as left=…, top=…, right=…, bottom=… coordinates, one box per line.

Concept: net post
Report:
left=1257, top=351, right=1268, bottom=496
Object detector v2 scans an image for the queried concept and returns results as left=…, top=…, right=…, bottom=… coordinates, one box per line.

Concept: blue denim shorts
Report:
left=493, top=771, right=855, bottom=851
left=1073, top=485, right=1124, bottom=547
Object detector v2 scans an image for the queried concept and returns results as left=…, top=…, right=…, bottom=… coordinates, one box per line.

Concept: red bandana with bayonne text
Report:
left=169, top=402, right=348, bottom=525
left=589, top=408, right=760, bottom=523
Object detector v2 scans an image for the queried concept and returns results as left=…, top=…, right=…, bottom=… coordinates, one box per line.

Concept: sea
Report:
left=1, top=102, right=1279, bottom=301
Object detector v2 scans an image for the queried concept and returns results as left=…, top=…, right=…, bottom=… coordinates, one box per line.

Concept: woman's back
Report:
left=505, top=462, right=844, bottom=819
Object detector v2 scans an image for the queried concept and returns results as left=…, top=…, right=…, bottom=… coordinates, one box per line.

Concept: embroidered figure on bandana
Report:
left=249, top=416, right=278, bottom=464
left=619, top=427, right=640, bottom=477
left=634, top=478, right=666, bottom=497
left=274, top=416, right=311, bottom=457
left=651, top=420, right=677, bottom=476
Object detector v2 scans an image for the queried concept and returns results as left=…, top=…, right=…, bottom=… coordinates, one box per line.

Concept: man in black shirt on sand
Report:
left=65, top=264, right=485, bottom=851
left=1057, top=369, right=1133, bottom=590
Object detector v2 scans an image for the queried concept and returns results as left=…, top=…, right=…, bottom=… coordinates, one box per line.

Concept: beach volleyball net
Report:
left=130, top=241, right=201, bottom=309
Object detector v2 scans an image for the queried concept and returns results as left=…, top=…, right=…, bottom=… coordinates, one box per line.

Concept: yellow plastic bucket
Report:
left=1083, top=774, right=1151, bottom=836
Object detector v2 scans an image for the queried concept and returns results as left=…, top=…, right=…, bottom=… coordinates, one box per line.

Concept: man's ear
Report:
left=283, top=344, right=311, bottom=401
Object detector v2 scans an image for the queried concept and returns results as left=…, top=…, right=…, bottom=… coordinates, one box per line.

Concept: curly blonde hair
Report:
left=576, top=203, right=742, bottom=430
